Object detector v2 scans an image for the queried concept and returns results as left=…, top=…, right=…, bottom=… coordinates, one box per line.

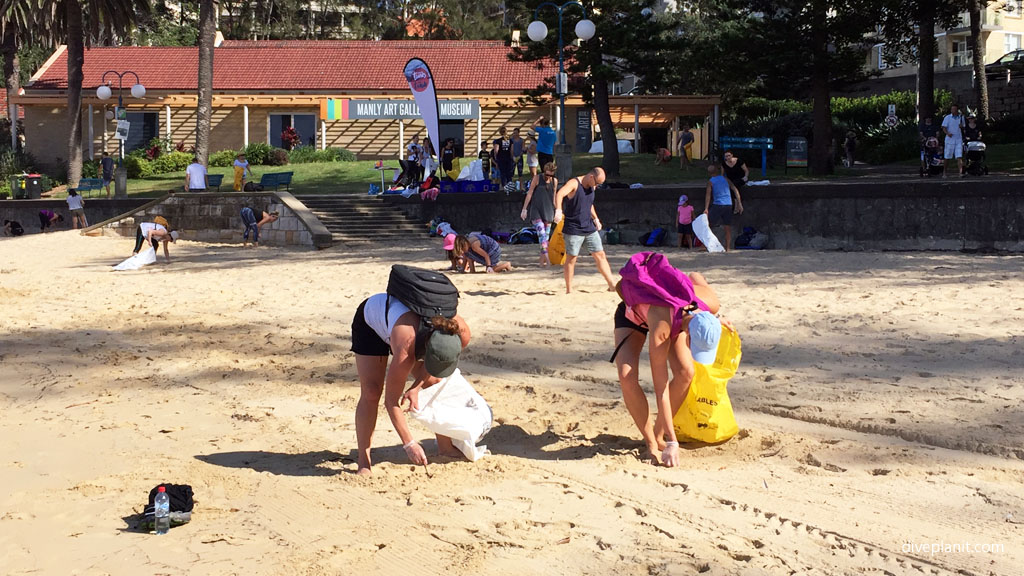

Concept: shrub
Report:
left=333, top=147, right=357, bottom=162
left=209, top=149, right=239, bottom=167
left=984, top=112, right=1024, bottom=144
left=125, top=155, right=153, bottom=178
left=289, top=145, right=351, bottom=163
left=267, top=148, right=290, bottom=166
left=150, top=151, right=193, bottom=174
left=859, top=120, right=921, bottom=164
left=243, top=142, right=273, bottom=165
left=82, top=160, right=99, bottom=178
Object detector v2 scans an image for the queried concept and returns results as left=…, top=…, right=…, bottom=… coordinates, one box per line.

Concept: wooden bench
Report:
left=77, top=178, right=105, bottom=197
left=259, top=171, right=293, bottom=191
left=207, top=173, right=224, bottom=191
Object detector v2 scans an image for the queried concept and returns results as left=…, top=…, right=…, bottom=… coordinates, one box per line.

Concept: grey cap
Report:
left=424, top=331, right=462, bottom=378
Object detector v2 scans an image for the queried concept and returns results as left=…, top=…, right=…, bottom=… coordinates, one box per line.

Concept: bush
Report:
left=267, top=148, right=290, bottom=166
left=209, top=149, right=239, bottom=167
left=243, top=142, right=273, bottom=165
left=82, top=160, right=99, bottom=178
left=859, top=120, right=921, bottom=164
left=125, top=155, right=153, bottom=178
left=984, top=112, right=1024, bottom=144
left=289, top=145, right=351, bottom=163
left=333, top=147, right=356, bottom=162
left=150, top=151, right=193, bottom=174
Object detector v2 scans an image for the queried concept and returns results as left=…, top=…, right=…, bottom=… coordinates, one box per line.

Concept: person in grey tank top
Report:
left=553, top=167, right=616, bottom=294
left=520, top=161, right=558, bottom=266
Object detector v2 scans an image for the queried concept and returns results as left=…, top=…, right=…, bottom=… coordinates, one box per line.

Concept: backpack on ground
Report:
left=509, top=227, right=538, bottom=244
left=638, top=227, right=666, bottom=247
left=617, top=251, right=708, bottom=340
left=243, top=182, right=263, bottom=192
left=385, top=265, right=459, bottom=324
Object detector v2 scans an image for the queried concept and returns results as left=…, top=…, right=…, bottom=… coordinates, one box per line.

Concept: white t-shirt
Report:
left=186, top=163, right=207, bottom=189
left=362, top=293, right=413, bottom=344
left=941, top=114, right=963, bottom=140
left=66, top=195, right=83, bottom=210
left=139, top=222, right=166, bottom=236
left=407, top=142, right=420, bottom=162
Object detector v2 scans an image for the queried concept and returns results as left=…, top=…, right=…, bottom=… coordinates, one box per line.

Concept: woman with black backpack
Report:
left=351, top=267, right=471, bottom=475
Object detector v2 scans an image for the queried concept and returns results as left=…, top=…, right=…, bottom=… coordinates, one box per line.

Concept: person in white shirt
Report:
left=133, top=221, right=179, bottom=261
left=407, top=135, right=423, bottom=182
left=65, top=189, right=87, bottom=229
left=185, top=158, right=208, bottom=192
left=941, top=104, right=965, bottom=177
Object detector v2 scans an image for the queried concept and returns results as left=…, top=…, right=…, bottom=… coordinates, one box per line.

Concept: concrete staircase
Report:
left=294, top=195, right=426, bottom=244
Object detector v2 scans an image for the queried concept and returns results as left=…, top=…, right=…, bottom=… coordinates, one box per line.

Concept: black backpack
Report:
left=385, top=265, right=459, bottom=325
left=243, top=182, right=263, bottom=192
left=6, top=220, right=23, bottom=236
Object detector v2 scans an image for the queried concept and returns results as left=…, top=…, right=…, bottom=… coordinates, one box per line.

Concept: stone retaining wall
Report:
left=0, top=198, right=148, bottom=235
left=382, top=179, right=1024, bottom=251
left=83, top=192, right=332, bottom=249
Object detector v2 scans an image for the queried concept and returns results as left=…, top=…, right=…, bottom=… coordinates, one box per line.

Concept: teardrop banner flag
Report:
left=404, top=58, right=441, bottom=158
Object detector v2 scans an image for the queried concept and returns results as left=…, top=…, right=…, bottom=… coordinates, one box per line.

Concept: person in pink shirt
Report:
left=676, top=194, right=695, bottom=248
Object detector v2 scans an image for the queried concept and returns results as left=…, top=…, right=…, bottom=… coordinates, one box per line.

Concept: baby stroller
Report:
left=920, top=137, right=944, bottom=177
left=963, top=140, right=988, bottom=176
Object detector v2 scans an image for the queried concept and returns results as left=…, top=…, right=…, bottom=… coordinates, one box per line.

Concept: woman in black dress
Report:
left=721, top=150, right=749, bottom=191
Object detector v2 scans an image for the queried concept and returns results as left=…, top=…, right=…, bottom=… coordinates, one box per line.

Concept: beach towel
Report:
left=692, top=214, right=726, bottom=253
left=410, top=369, right=492, bottom=461
left=673, top=327, right=742, bottom=443
left=112, top=246, right=157, bottom=271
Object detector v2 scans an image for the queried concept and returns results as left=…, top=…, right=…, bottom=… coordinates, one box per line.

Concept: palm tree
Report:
left=196, top=0, right=215, bottom=165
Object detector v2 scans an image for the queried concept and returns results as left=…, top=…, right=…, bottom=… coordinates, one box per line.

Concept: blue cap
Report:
left=689, top=311, right=722, bottom=365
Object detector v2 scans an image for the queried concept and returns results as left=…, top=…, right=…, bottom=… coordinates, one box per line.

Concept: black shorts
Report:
left=614, top=302, right=648, bottom=335
left=350, top=299, right=391, bottom=356
left=677, top=222, right=693, bottom=235
left=708, top=204, right=734, bottom=227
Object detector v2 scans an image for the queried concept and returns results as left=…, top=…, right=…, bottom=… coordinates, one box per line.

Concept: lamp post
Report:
left=528, top=3, right=594, bottom=182
left=96, top=71, right=145, bottom=197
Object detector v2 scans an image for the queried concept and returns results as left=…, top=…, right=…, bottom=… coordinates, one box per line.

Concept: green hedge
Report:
left=287, top=146, right=357, bottom=163
left=209, top=149, right=238, bottom=167
left=243, top=142, right=273, bottom=165
left=125, top=155, right=154, bottom=178
left=150, top=151, right=192, bottom=174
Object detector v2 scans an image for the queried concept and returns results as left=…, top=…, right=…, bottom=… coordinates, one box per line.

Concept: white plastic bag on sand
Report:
left=112, top=246, right=157, bottom=271
left=692, top=214, right=726, bottom=253
left=747, top=179, right=771, bottom=186
left=410, top=368, right=492, bottom=461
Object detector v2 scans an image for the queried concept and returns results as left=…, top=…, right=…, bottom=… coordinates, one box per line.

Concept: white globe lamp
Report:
left=130, top=84, right=146, bottom=98
left=575, top=19, right=596, bottom=41
left=104, top=109, right=114, bottom=120
left=527, top=20, right=548, bottom=42
left=96, top=85, right=112, bottom=100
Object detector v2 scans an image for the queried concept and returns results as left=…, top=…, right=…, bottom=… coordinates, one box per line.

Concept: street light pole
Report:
left=528, top=2, right=595, bottom=181
left=97, top=71, right=145, bottom=198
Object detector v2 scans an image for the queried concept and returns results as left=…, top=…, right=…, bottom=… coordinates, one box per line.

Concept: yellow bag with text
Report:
left=673, top=328, right=742, bottom=443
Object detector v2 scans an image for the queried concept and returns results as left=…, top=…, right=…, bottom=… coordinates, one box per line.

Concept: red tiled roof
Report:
left=29, top=42, right=555, bottom=92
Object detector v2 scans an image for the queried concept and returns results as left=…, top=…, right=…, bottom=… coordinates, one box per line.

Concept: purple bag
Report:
left=618, top=252, right=709, bottom=339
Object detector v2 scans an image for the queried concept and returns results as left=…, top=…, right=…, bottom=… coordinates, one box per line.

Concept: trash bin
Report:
left=24, top=174, right=42, bottom=199
left=10, top=175, right=26, bottom=199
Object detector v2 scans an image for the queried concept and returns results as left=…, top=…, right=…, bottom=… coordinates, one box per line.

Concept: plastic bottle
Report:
left=154, top=486, right=170, bottom=535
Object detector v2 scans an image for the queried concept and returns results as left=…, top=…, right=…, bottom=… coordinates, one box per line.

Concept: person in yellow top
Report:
left=233, top=153, right=253, bottom=191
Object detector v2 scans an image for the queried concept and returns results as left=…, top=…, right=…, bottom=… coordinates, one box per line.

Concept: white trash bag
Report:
left=112, top=246, right=157, bottom=271
left=410, top=368, right=492, bottom=461
left=692, top=214, right=726, bottom=253
left=456, top=159, right=484, bottom=181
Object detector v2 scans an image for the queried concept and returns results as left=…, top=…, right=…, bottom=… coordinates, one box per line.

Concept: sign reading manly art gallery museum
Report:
left=320, top=99, right=479, bottom=121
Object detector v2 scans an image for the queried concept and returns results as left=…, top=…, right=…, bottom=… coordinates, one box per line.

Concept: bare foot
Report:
left=356, top=466, right=372, bottom=476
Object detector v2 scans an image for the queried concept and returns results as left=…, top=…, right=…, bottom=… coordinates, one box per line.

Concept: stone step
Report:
left=294, top=194, right=427, bottom=243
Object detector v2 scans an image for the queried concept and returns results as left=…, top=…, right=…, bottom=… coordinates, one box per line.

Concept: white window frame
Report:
left=1005, top=0, right=1023, bottom=19
left=1005, top=32, right=1022, bottom=54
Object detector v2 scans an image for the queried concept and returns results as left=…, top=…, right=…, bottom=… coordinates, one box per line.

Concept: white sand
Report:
left=0, top=232, right=1022, bottom=575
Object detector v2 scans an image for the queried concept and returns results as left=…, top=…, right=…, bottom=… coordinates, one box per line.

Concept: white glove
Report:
left=553, top=209, right=563, bottom=223
left=661, top=441, right=680, bottom=467
left=520, top=208, right=528, bottom=221
left=403, top=441, right=427, bottom=465
left=593, top=218, right=602, bottom=231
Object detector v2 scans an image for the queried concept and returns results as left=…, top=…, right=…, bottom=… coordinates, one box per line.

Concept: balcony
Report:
left=950, top=51, right=974, bottom=68
left=950, top=9, right=1002, bottom=34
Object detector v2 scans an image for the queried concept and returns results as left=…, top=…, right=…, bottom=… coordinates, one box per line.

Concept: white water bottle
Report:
left=154, top=486, right=170, bottom=535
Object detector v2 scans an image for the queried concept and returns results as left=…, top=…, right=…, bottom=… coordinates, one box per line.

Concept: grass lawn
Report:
left=91, top=142, right=1021, bottom=198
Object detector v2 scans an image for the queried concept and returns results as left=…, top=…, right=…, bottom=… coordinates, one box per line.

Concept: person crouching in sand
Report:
left=133, top=220, right=178, bottom=262
left=453, top=233, right=513, bottom=273
left=611, top=262, right=732, bottom=466
left=352, top=292, right=472, bottom=475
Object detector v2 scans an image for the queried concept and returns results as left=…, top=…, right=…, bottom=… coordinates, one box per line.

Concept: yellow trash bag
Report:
left=446, top=157, right=461, bottom=181
left=673, top=327, right=742, bottom=443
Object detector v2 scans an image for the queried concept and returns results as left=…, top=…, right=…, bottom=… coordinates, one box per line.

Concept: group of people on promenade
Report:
left=919, top=103, right=984, bottom=177
left=405, top=116, right=558, bottom=193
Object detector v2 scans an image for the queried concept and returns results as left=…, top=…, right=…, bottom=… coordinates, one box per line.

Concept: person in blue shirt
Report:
left=703, top=164, right=744, bottom=251
left=532, top=116, right=557, bottom=168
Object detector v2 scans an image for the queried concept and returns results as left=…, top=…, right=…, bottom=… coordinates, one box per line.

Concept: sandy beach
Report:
left=0, top=231, right=1021, bottom=575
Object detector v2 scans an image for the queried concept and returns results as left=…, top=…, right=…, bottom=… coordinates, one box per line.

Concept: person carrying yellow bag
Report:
left=611, top=251, right=740, bottom=467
